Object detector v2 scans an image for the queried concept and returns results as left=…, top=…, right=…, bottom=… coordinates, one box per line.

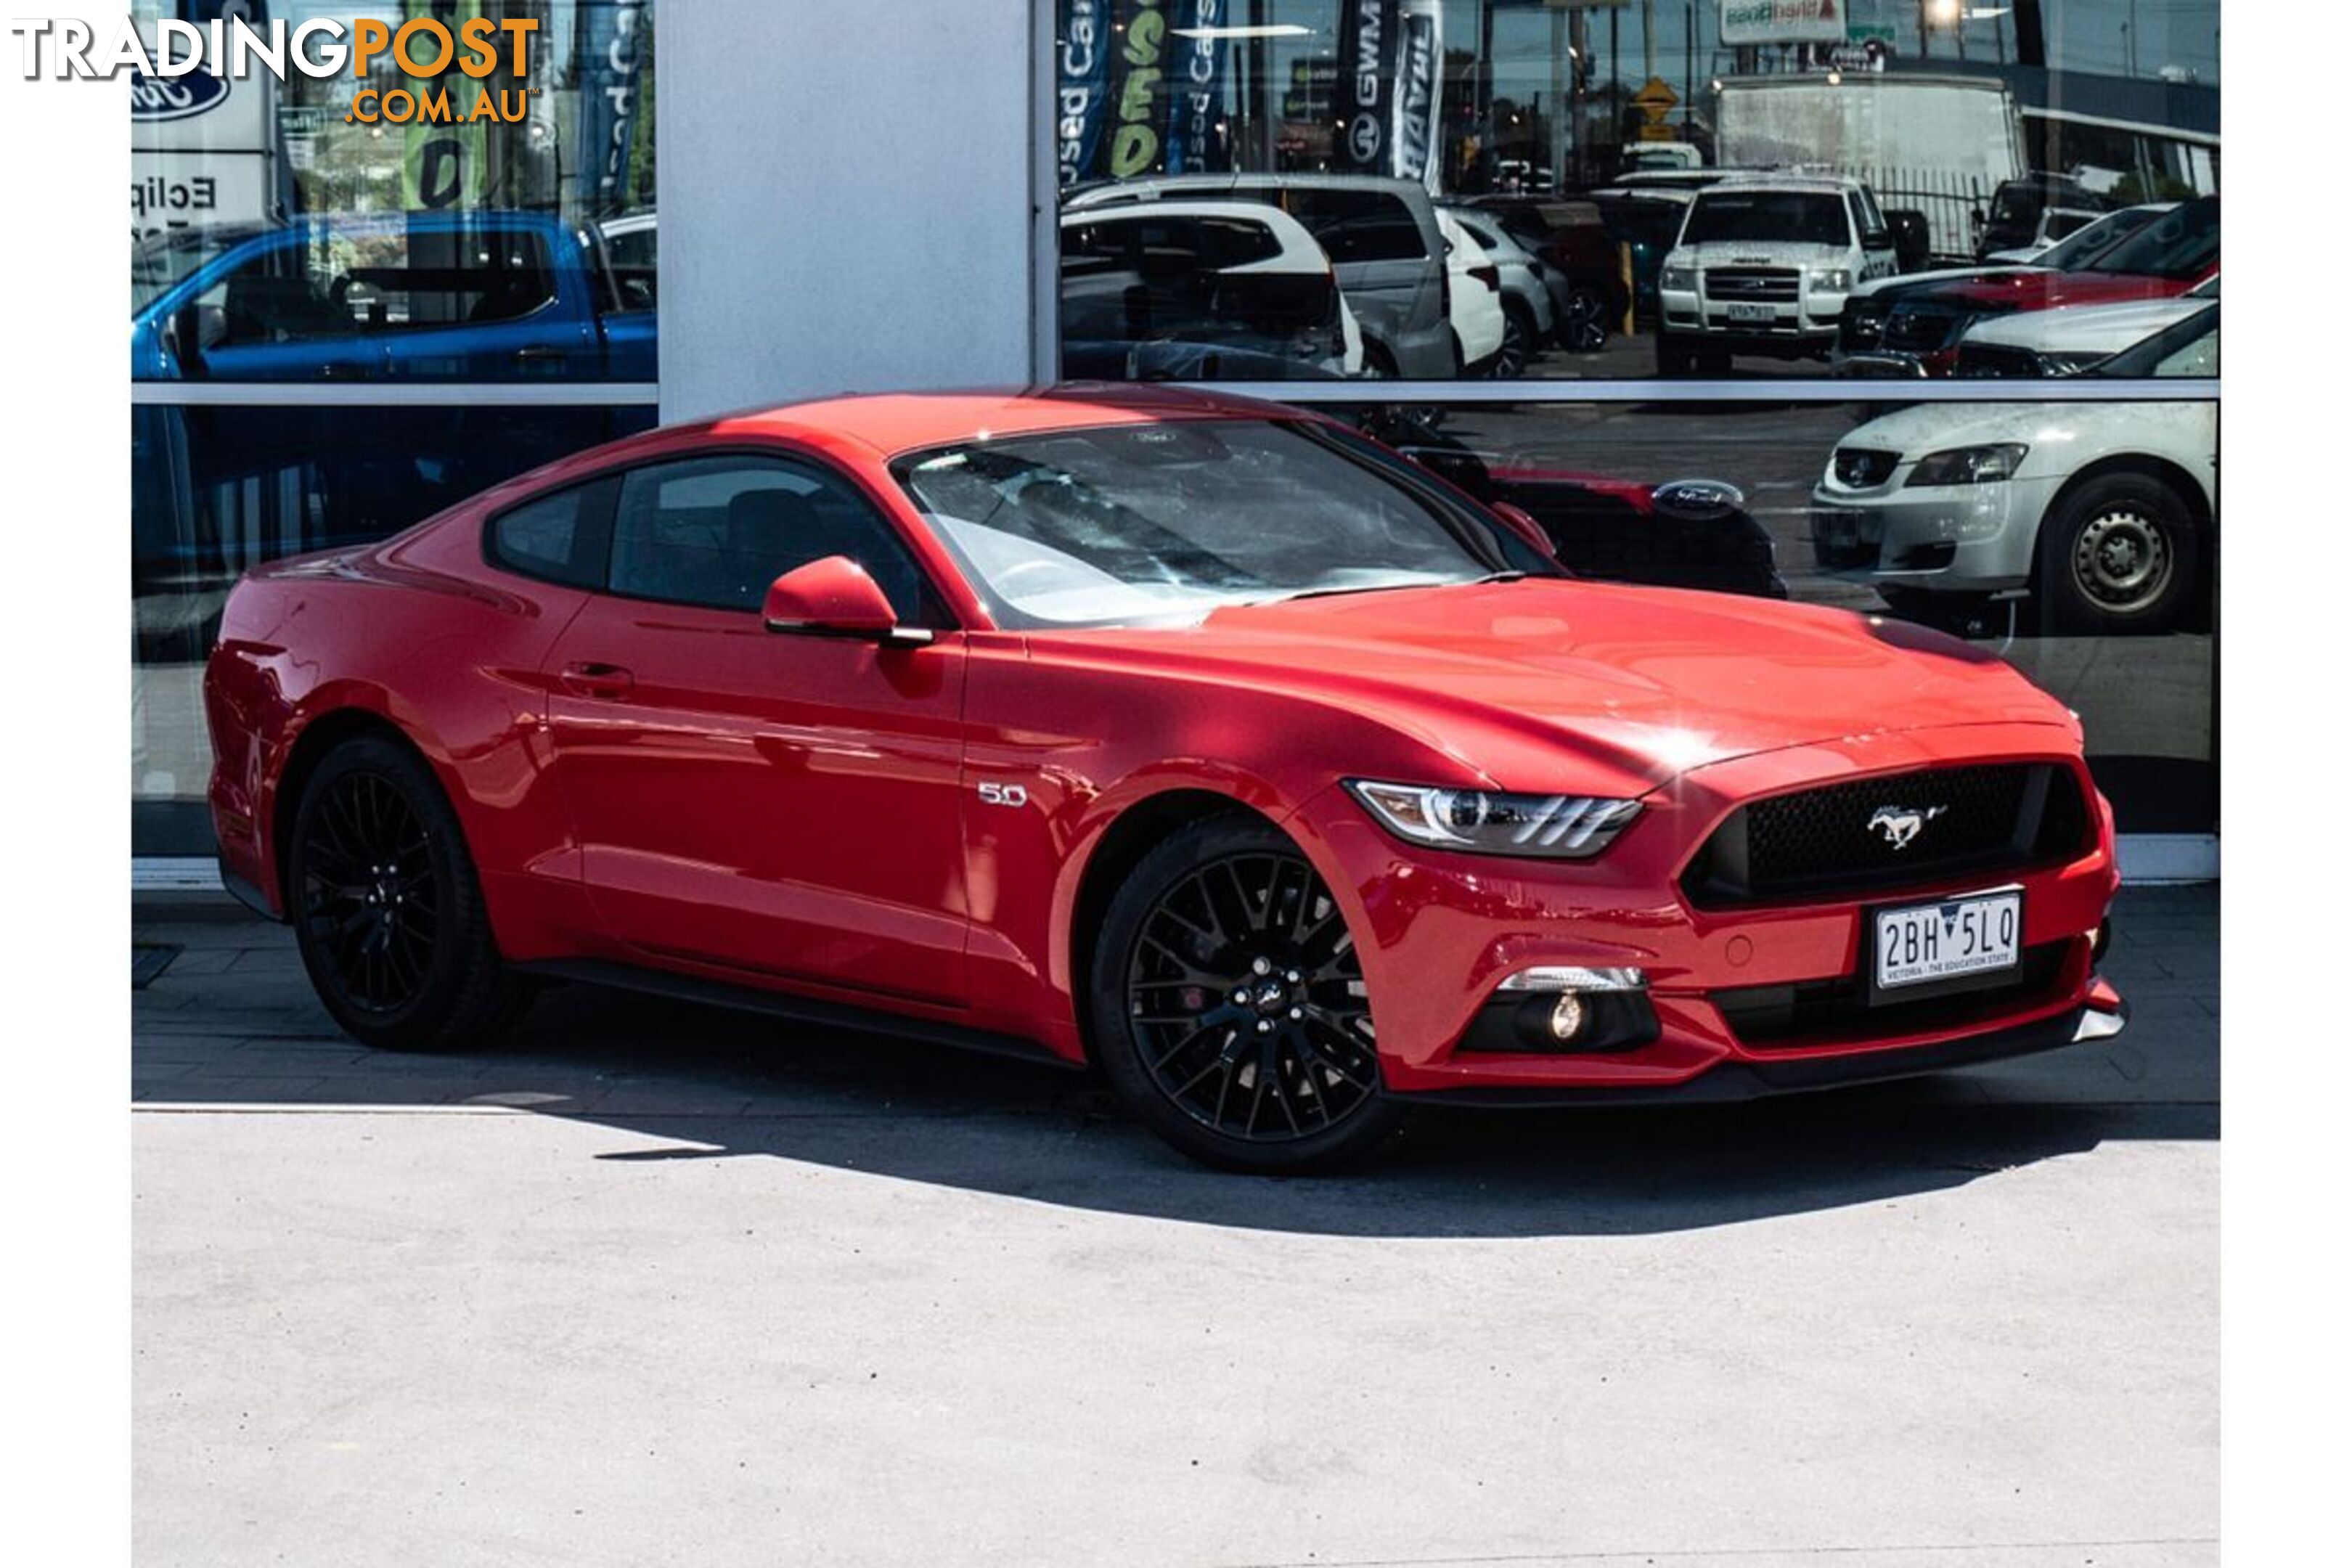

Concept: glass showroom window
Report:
left=1046, top=1, right=2218, bottom=844
left=131, top=1, right=659, bottom=856
left=1049, top=1, right=2218, bottom=383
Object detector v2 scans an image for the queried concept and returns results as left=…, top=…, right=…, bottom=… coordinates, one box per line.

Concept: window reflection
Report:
left=1050, top=1, right=2220, bottom=383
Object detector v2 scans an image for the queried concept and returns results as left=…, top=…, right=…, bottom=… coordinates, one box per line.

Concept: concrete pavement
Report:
left=134, top=887, right=2218, bottom=1567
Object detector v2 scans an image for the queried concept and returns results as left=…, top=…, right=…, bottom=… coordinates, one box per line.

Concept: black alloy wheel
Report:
left=300, top=766, right=438, bottom=1015
left=288, top=733, right=534, bottom=1051
left=1092, top=816, right=1406, bottom=1172
left=1556, top=282, right=1612, bottom=353
left=1490, top=303, right=1536, bottom=379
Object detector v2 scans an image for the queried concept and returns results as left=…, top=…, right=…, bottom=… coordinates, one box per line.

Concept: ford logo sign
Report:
left=1650, top=478, right=1746, bottom=521
left=131, top=72, right=230, bottom=123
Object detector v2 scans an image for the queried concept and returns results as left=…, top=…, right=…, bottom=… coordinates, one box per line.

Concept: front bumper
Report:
left=1391, top=993, right=2127, bottom=1106
left=1289, top=725, right=2122, bottom=1101
left=1810, top=478, right=2060, bottom=595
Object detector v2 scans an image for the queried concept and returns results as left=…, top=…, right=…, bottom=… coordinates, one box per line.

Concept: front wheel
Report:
left=1090, top=816, right=1406, bottom=1173
left=1556, top=283, right=1612, bottom=353
left=2036, top=473, right=2202, bottom=634
left=287, top=733, right=534, bottom=1051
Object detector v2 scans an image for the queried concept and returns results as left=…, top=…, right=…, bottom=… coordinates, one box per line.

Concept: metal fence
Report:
left=1855, top=166, right=1989, bottom=265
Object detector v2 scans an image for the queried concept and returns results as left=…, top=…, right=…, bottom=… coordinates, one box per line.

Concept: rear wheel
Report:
left=1490, top=302, right=1538, bottom=378
left=287, top=733, right=533, bottom=1051
left=1090, top=816, right=1405, bottom=1173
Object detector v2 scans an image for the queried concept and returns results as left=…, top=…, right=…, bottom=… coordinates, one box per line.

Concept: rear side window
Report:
left=1232, top=185, right=1423, bottom=264
left=486, top=477, right=618, bottom=589
left=335, top=226, right=558, bottom=334
left=608, top=454, right=934, bottom=619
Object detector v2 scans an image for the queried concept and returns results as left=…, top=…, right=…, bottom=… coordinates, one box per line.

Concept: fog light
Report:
left=1548, top=991, right=1587, bottom=1042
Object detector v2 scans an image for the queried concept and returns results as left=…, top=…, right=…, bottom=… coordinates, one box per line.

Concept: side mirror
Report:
left=1489, top=502, right=1556, bottom=558
left=761, top=556, right=932, bottom=647
left=163, top=305, right=210, bottom=377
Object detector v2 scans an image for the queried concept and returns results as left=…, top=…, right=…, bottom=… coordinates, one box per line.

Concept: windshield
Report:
left=1681, top=191, right=1849, bottom=248
left=2037, top=207, right=2162, bottom=270
left=893, top=420, right=1516, bottom=629
left=2079, top=198, right=2219, bottom=280
left=131, top=226, right=256, bottom=314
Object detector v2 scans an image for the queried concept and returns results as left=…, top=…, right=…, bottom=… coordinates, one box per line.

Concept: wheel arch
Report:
left=1062, top=787, right=1289, bottom=1064
left=269, top=703, right=450, bottom=912
left=2038, top=452, right=2214, bottom=538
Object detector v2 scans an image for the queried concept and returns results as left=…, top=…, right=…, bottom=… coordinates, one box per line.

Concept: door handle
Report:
left=514, top=345, right=567, bottom=368
left=560, top=661, right=634, bottom=699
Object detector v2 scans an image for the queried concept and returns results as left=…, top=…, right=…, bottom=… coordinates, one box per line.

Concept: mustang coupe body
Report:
left=206, top=384, right=2125, bottom=1170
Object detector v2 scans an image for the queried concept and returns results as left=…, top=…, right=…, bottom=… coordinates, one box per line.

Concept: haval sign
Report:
left=1720, top=0, right=1848, bottom=46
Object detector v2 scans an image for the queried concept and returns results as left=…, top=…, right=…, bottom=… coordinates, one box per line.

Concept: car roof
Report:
left=1700, top=175, right=1859, bottom=195
left=685, top=384, right=1308, bottom=460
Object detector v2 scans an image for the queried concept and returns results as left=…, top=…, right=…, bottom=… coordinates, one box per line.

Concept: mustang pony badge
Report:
left=1868, top=804, right=1948, bottom=851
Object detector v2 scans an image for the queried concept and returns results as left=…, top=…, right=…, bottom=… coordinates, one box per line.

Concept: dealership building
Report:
left=130, top=0, right=2218, bottom=879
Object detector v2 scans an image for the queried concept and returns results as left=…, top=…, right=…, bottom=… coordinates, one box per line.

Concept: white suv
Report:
left=1655, top=176, right=1900, bottom=374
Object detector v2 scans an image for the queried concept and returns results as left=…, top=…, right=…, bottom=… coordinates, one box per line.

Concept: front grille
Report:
left=1682, top=762, right=2091, bottom=908
left=1955, top=343, right=2047, bottom=378
left=1832, top=447, right=1901, bottom=488
left=1706, top=266, right=1800, bottom=301
left=1809, top=505, right=1882, bottom=569
left=1714, top=939, right=2075, bottom=1048
left=1881, top=305, right=1961, bottom=354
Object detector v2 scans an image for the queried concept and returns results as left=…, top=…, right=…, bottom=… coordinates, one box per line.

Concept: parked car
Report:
left=1358, top=409, right=1786, bottom=599
left=1811, top=305, right=2218, bottom=633
left=132, top=211, right=657, bottom=383
left=1654, top=174, right=1903, bottom=373
left=1838, top=203, right=2179, bottom=365
left=1955, top=276, right=2217, bottom=377
left=595, top=211, right=658, bottom=309
left=206, top=385, right=2123, bottom=1172
left=1841, top=197, right=2216, bottom=377
left=1975, top=175, right=2110, bottom=262
left=1440, top=206, right=1556, bottom=376
left=1437, top=210, right=1509, bottom=376
left=1465, top=194, right=1632, bottom=349
left=1065, top=173, right=1454, bottom=378
left=1059, top=200, right=1358, bottom=381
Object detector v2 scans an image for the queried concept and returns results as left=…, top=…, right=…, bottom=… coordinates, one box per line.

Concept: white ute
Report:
left=1655, top=175, right=1900, bottom=374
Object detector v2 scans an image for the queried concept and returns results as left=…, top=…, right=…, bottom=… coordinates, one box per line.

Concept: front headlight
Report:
left=1905, top=443, right=2029, bottom=487
left=1809, top=266, right=1853, bottom=293
left=1344, top=780, right=1642, bottom=859
left=1660, top=263, right=1696, bottom=292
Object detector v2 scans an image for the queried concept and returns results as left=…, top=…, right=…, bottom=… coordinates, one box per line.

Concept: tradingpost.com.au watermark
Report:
left=13, top=11, right=543, bottom=125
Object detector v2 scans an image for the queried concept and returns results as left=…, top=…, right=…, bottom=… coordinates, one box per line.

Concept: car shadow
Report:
left=134, top=891, right=2218, bottom=1241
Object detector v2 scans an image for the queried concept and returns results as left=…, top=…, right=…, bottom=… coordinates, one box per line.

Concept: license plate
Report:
left=1727, top=302, right=1776, bottom=323
left=1872, top=889, right=2022, bottom=996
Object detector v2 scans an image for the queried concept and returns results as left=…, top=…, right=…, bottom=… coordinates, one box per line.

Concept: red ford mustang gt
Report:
left=205, top=384, right=2126, bottom=1171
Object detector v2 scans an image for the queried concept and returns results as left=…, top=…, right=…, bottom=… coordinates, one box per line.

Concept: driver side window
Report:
left=607, top=454, right=934, bottom=620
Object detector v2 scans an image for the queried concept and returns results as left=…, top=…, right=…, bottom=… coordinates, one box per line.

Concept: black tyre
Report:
left=1490, top=302, right=1538, bottom=379
left=2036, top=472, right=2202, bottom=635
left=1556, top=283, right=1612, bottom=353
left=287, top=733, right=534, bottom=1052
left=1090, top=815, right=1406, bottom=1174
